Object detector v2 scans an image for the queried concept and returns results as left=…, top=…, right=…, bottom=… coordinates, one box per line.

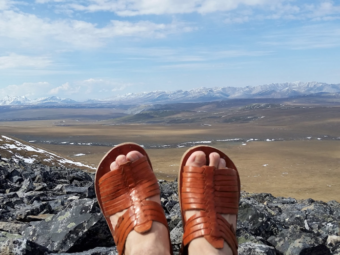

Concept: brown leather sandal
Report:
left=95, top=143, right=173, bottom=255
left=178, top=145, right=240, bottom=255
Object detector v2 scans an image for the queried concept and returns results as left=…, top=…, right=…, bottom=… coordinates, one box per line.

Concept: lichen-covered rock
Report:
left=170, top=222, right=183, bottom=245
left=50, top=246, right=118, bottom=255
left=0, top=156, right=339, bottom=254
left=22, top=198, right=114, bottom=253
left=15, top=201, right=52, bottom=221
left=237, top=229, right=266, bottom=245
left=238, top=242, right=276, bottom=255
left=267, top=225, right=330, bottom=255
left=0, top=221, right=28, bottom=234
left=0, top=237, right=48, bottom=255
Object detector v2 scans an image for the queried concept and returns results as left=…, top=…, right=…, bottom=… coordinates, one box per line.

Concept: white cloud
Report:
left=122, top=47, right=270, bottom=63
left=33, top=0, right=340, bottom=24
left=0, top=82, right=52, bottom=98
left=48, top=78, right=132, bottom=99
left=0, top=10, right=194, bottom=49
left=60, top=0, right=273, bottom=16
left=0, top=54, right=51, bottom=69
left=262, top=24, right=340, bottom=49
left=0, top=0, right=12, bottom=10
left=224, top=1, right=340, bottom=23
left=49, top=82, right=76, bottom=94
left=0, top=79, right=132, bottom=100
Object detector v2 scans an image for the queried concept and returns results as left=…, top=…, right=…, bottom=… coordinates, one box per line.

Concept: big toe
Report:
left=185, top=151, right=206, bottom=167
left=126, top=150, right=144, bottom=162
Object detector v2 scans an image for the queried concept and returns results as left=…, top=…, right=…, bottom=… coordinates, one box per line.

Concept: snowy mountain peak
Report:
left=0, top=82, right=339, bottom=106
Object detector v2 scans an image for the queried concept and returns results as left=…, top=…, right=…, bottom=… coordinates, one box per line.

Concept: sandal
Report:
left=178, top=146, right=240, bottom=255
left=95, top=143, right=173, bottom=255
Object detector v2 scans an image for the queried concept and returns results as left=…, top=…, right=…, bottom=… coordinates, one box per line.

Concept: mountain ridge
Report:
left=1, top=81, right=340, bottom=106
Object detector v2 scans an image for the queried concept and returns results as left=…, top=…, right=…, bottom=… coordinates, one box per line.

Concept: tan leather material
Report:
left=95, top=143, right=172, bottom=255
left=178, top=146, right=240, bottom=255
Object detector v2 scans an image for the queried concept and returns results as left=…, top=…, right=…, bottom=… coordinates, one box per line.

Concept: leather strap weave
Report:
left=98, top=156, right=168, bottom=255
left=181, top=165, right=239, bottom=255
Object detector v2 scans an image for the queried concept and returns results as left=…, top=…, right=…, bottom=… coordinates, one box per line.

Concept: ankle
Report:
left=189, top=238, right=233, bottom=255
left=125, top=222, right=170, bottom=255
left=130, top=245, right=170, bottom=255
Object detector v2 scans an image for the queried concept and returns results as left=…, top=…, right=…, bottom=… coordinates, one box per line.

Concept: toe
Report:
left=186, top=151, right=206, bottom=167
left=209, top=152, right=220, bottom=168
left=110, top=154, right=126, bottom=171
left=218, top=158, right=227, bottom=169
left=126, top=150, right=144, bottom=162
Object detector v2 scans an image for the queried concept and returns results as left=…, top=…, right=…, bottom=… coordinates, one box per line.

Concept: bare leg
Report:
left=185, top=151, right=237, bottom=255
left=109, top=151, right=171, bottom=255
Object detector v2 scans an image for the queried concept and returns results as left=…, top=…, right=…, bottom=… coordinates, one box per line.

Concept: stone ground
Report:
left=1, top=156, right=340, bottom=254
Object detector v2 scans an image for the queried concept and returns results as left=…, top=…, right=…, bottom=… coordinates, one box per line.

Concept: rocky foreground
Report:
left=0, top=156, right=340, bottom=255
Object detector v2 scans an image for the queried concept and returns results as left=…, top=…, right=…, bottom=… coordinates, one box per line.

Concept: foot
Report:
left=109, top=151, right=171, bottom=255
left=185, top=151, right=237, bottom=255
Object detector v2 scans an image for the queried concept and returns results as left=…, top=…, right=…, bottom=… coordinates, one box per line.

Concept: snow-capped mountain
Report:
left=0, top=96, right=77, bottom=106
left=102, top=82, right=340, bottom=104
left=31, top=96, right=77, bottom=105
left=0, top=95, right=31, bottom=105
left=1, top=82, right=339, bottom=106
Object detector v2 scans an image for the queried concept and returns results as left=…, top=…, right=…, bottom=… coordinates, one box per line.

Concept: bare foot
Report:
left=109, top=151, right=171, bottom=255
left=185, top=151, right=237, bottom=255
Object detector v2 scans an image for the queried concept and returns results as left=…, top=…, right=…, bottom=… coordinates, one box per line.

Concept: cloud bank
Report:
left=0, top=79, right=132, bottom=100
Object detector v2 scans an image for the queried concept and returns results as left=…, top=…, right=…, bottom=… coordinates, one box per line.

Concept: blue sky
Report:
left=0, top=0, right=339, bottom=101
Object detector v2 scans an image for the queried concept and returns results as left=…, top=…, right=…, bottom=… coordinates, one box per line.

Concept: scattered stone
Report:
left=50, top=246, right=118, bottom=255
left=0, top=156, right=339, bottom=254
left=0, top=237, right=48, bottom=255
left=238, top=242, right=276, bottom=255
left=267, top=225, right=329, bottom=255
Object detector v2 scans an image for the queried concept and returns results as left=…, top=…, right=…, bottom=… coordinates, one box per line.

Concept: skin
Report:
left=109, top=150, right=236, bottom=255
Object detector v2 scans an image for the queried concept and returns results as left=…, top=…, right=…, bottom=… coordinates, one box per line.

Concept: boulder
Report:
left=0, top=236, right=48, bottom=255
left=22, top=198, right=114, bottom=253
left=267, top=225, right=330, bottom=255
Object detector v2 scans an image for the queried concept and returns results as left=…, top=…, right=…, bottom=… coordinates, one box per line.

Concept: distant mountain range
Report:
left=1, top=82, right=340, bottom=106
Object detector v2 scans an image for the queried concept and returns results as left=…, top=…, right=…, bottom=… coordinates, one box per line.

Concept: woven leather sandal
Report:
left=95, top=143, right=172, bottom=255
left=178, top=145, right=240, bottom=255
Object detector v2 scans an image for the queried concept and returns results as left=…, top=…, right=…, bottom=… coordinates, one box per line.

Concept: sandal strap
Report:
left=98, top=156, right=168, bottom=255
left=181, top=165, right=239, bottom=255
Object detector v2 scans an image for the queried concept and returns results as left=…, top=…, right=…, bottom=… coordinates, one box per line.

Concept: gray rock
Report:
left=238, top=242, right=276, bottom=255
left=8, top=169, right=23, bottom=184
left=16, top=179, right=35, bottom=197
left=170, top=222, right=183, bottom=245
left=63, top=185, right=88, bottom=195
left=0, top=237, right=48, bottom=255
left=238, top=199, right=277, bottom=238
left=50, top=246, right=118, bottom=255
left=68, top=171, right=93, bottom=183
left=165, top=200, right=178, bottom=213
left=0, top=221, right=28, bottom=234
left=22, top=198, right=114, bottom=253
left=237, top=229, right=266, bottom=245
left=267, top=225, right=330, bottom=255
left=160, top=181, right=174, bottom=197
left=15, top=201, right=52, bottom=221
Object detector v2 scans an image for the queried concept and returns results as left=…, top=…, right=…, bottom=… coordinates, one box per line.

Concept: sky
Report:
left=0, top=0, right=340, bottom=101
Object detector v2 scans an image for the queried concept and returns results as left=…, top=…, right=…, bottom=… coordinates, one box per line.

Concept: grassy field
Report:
left=0, top=100, right=339, bottom=202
